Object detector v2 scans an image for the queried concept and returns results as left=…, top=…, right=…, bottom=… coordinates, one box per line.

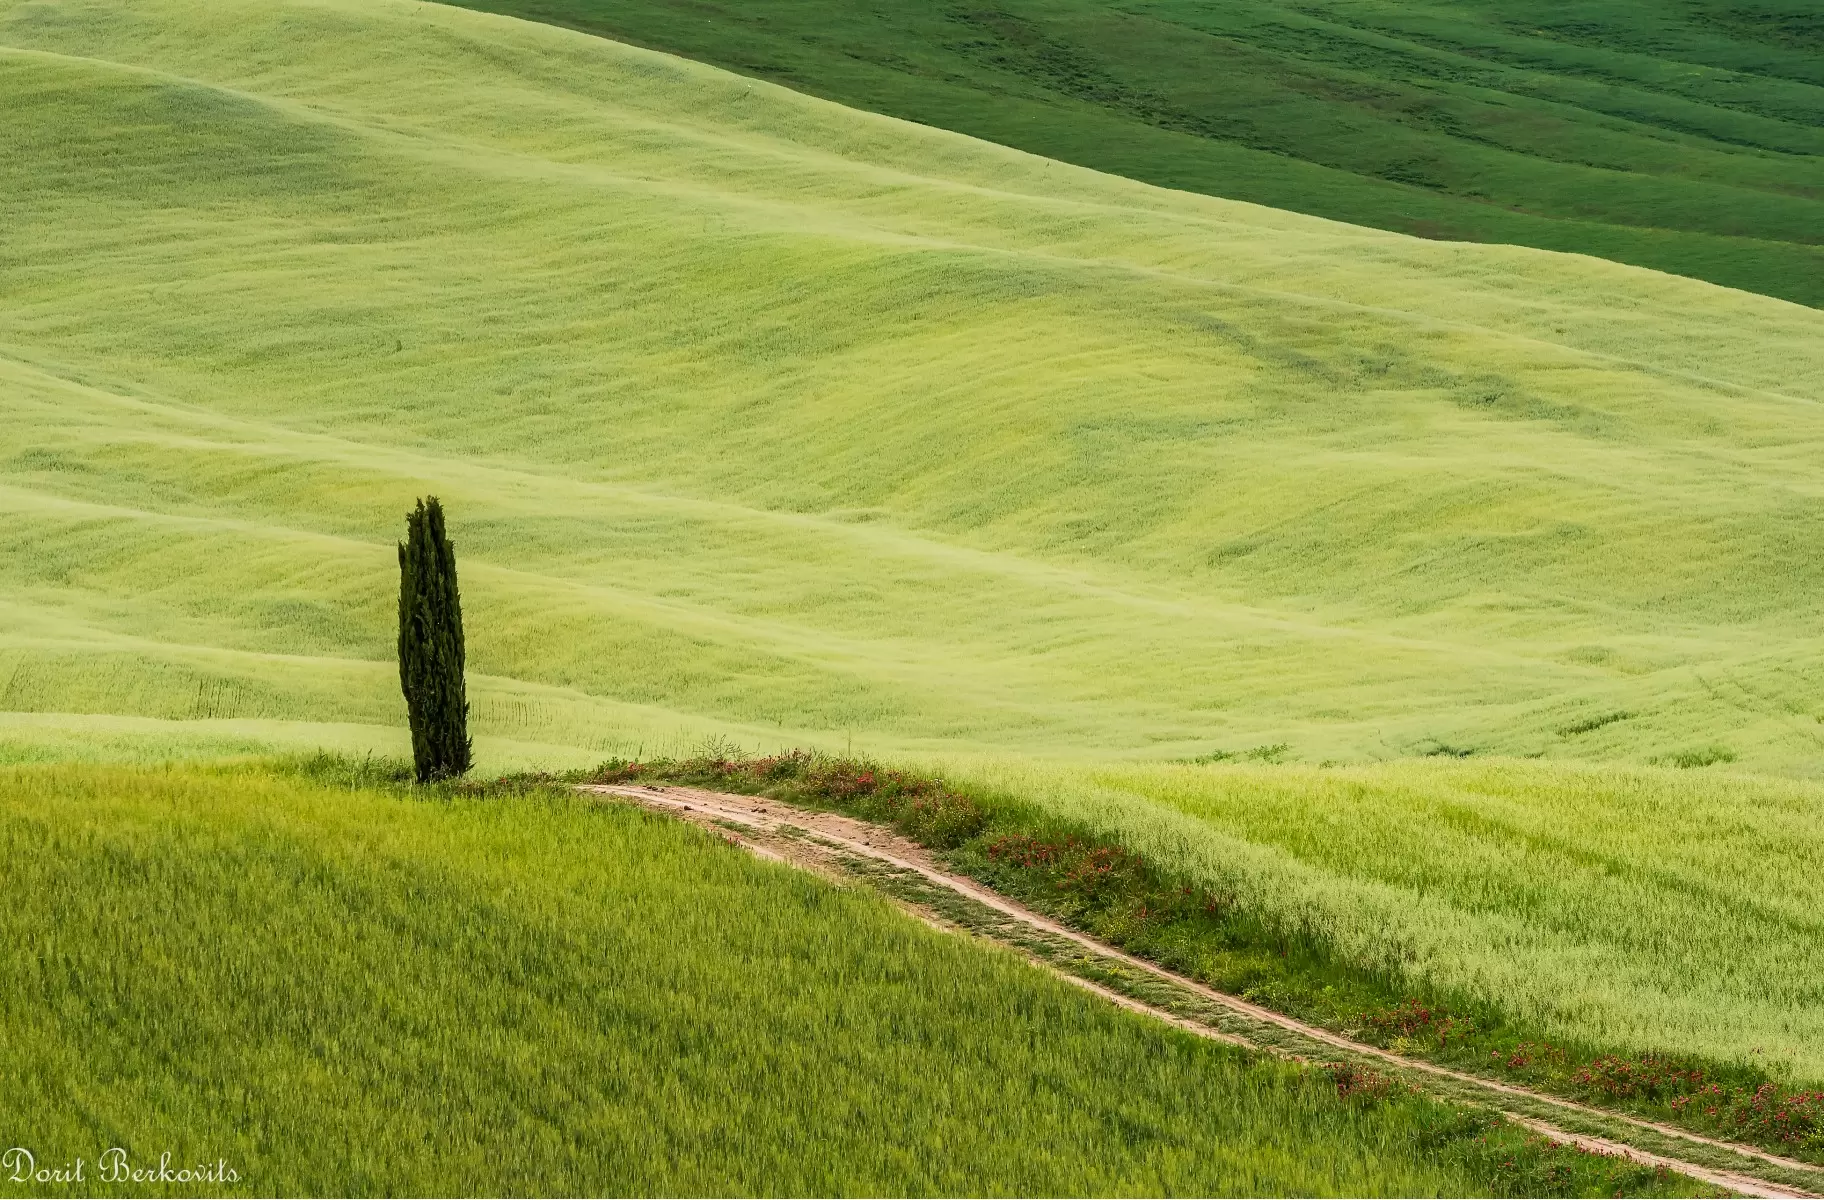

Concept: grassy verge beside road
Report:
left=589, top=749, right=1824, bottom=1166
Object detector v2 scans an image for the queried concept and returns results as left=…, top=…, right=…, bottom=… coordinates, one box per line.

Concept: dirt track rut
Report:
left=586, top=783, right=1821, bottom=1200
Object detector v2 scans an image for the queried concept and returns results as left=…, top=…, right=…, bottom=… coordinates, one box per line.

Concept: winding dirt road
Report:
left=586, top=783, right=1821, bottom=1200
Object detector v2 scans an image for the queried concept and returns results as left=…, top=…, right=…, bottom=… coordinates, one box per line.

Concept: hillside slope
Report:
left=444, top=0, right=1824, bottom=307
left=17, top=762, right=1631, bottom=1195
left=3, top=0, right=1824, bottom=771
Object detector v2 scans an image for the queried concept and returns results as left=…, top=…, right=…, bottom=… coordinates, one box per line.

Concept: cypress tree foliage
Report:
left=398, top=497, right=472, bottom=783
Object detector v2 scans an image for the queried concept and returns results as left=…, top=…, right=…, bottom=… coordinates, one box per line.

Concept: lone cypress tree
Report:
left=398, top=497, right=471, bottom=782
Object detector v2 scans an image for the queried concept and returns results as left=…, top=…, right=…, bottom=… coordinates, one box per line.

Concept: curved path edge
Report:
left=586, top=783, right=1820, bottom=1200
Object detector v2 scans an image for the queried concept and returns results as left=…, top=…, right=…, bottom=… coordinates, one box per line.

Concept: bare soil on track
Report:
left=587, top=783, right=1822, bottom=1200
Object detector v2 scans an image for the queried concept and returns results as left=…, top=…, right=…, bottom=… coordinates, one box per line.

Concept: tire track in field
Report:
left=587, top=783, right=1822, bottom=1200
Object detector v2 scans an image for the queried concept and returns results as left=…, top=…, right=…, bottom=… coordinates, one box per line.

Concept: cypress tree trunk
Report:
left=398, top=497, right=472, bottom=782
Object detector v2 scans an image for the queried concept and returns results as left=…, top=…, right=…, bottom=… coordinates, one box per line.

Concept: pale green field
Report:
left=5, top=0, right=1824, bottom=1082
left=950, top=755, right=1824, bottom=1077
left=5, top=0, right=1824, bottom=772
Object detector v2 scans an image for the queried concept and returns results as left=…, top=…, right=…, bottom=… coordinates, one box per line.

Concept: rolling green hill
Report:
left=20, top=761, right=1679, bottom=1196
left=3, top=0, right=1824, bottom=774
left=6, top=0, right=1824, bottom=1098
left=442, top=0, right=1824, bottom=307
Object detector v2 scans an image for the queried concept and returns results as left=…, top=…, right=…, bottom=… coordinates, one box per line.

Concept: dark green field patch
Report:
left=439, top=0, right=1824, bottom=306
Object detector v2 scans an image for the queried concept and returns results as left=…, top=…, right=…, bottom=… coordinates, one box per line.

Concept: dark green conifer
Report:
left=398, top=497, right=471, bottom=782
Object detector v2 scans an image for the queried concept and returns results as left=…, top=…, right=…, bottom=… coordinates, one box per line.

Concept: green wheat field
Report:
left=10, top=760, right=1715, bottom=1196
left=3, top=0, right=1822, bottom=1191
left=448, top=0, right=1824, bottom=306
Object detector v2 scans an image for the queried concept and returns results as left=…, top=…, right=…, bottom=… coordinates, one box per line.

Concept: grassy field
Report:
left=441, top=0, right=1824, bottom=307
left=2, top=761, right=1703, bottom=1197
left=946, top=755, right=1824, bottom=1081
left=617, top=749, right=1824, bottom=1159
left=5, top=0, right=1824, bottom=1157
left=4, top=0, right=1824, bottom=775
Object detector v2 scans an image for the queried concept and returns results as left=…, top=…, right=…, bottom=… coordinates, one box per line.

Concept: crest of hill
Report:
left=2, top=0, right=1824, bottom=769
left=442, top=0, right=1824, bottom=308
